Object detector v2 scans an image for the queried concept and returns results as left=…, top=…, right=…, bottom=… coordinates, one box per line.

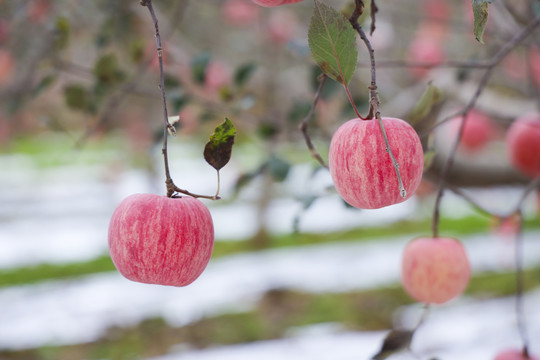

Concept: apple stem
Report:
left=376, top=112, right=406, bottom=198
left=299, top=73, right=328, bottom=168
left=141, top=0, right=220, bottom=201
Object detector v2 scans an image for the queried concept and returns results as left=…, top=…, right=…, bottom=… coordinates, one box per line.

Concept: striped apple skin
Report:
left=401, top=237, right=470, bottom=304
left=328, top=117, right=424, bottom=209
left=108, top=194, right=214, bottom=287
left=251, top=0, right=304, bottom=7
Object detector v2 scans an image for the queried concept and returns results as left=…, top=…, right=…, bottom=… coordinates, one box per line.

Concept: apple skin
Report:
left=328, top=117, right=424, bottom=209
left=506, top=113, right=540, bottom=178
left=406, top=37, right=445, bottom=78
left=0, top=49, right=14, bottom=85
left=401, top=237, right=471, bottom=304
left=222, top=0, right=260, bottom=27
left=449, top=109, right=495, bottom=152
left=251, top=0, right=304, bottom=7
left=530, top=46, right=540, bottom=87
left=267, top=9, right=297, bottom=44
left=108, top=194, right=214, bottom=287
left=494, top=349, right=540, bottom=360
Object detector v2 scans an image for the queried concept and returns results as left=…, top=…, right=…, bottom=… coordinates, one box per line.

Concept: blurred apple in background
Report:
left=267, top=9, right=298, bottom=44
left=449, top=109, right=495, bottom=152
left=402, top=237, right=471, bottom=304
left=222, top=0, right=260, bottom=27
left=494, top=349, right=540, bottom=360
left=251, top=0, right=304, bottom=7
left=406, top=36, right=445, bottom=78
left=0, top=49, right=14, bottom=85
left=506, top=112, right=540, bottom=178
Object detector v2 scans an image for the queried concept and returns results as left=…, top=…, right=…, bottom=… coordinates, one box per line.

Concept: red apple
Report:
left=406, top=36, right=445, bottom=78
left=108, top=194, right=214, bottom=287
left=267, top=9, right=297, bottom=44
left=401, top=237, right=471, bottom=304
left=506, top=113, right=540, bottom=178
left=251, top=0, right=304, bottom=7
left=423, top=0, right=451, bottom=22
left=222, top=0, right=260, bottom=27
left=449, top=109, right=495, bottom=152
left=495, top=349, right=540, bottom=360
left=0, top=49, right=14, bottom=85
left=328, top=117, right=424, bottom=209
left=204, top=60, right=231, bottom=95
left=530, top=46, right=540, bottom=87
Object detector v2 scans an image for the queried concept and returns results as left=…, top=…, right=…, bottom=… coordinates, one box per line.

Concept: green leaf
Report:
left=33, top=75, right=57, bottom=97
left=191, top=53, right=211, bottom=85
left=308, top=0, right=358, bottom=85
left=64, top=84, right=92, bottom=112
left=472, top=0, right=491, bottom=44
left=93, top=53, right=125, bottom=85
left=204, top=118, right=236, bottom=171
left=234, top=63, right=257, bottom=88
left=423, top=149, right=436, bottom=171
left=54, top=17, right=70, bottom=50
left=408, top=84, right=444, bottom=126
left=267, top=154, right=290, bottom=182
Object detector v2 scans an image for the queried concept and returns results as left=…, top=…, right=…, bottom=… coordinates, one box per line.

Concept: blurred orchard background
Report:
left=0, top=0, right=540, bottom=359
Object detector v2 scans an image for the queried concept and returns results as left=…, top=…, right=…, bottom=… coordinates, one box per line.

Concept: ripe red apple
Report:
left=328, top=117, right=424, bottom=209
left=251, top=0, right=304, bottom=7
left=406, top=36, right=445, bottom=78
left=423, top=0, right=450, bottom=22
left=401, top=237, right=471, bottom=304
left=495, top=349, right=540, bottom=360
left=267, top=9, right=297, bottom=44
left=108, top=194, right=214, bottom=287
left=506, top=113, right=540, bottom=178
left=0, top=49, right=14, bottom=85
left=222, top=0, right=260, bottom=27
left=204, top=60, right=231, bottom=95
left=530, top=46, right=540, bottom=86
left=449, top=109, right=495, bottom=152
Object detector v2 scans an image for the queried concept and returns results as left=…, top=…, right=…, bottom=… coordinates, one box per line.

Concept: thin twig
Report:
left=431, top=16, right=540, bottom=237
left=299, top=74, right=328, bottom=168
left=142, top=0, right=219, bottom=200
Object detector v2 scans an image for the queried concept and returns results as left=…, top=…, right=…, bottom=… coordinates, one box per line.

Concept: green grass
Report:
left=2, top=215, right=540, bottom=288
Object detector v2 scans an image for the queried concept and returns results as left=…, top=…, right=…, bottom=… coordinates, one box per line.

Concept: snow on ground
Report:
left=148, top=288, right=540, bottom=360
left=1, top=232, right=540, bottom=350
left=1, top=149, right=538, bottom=269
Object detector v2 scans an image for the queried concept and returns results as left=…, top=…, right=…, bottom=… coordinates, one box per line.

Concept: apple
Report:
left=423, top=0, right=450, bottom=22
left=27, top=0, right=51, bottom=23
left=506, top=113, right=540, bottom=178
left=328, top=117, right=424, bottom=209
left=267, top=9, right=297, bottom=44
left=449, top=109, right=495, bottom=152
left=406, top=36, right=445, bottom=78
left=108, top=194, right=214, bottom=287
left=495, top=349, right=540, bottom=360
left=222, top=0, right=260, bottom=27
left=204, top=60, right=231, bottom=95
left=251, top=0, right=304, bottom=7
left=401, top=237, right=471, bottom=304
left=530, top=46, right=540, bottom=86
left=0, top=49, right=14, bottom=85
